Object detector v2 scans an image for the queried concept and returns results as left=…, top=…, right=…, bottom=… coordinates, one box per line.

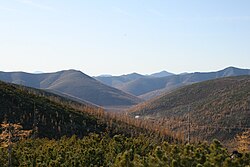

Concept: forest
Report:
left=0, top=134, right=250, bottom=167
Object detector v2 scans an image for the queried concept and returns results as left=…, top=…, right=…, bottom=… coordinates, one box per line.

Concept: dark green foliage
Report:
left=0, top=134, right=249, bottom=167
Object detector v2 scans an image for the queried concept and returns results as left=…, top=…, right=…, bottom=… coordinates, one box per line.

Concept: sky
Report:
left=0, top=0, right=250, bottom=76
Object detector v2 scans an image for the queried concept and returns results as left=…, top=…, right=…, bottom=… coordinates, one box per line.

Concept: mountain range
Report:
left=96, top=67, right=250, bottom=100
left=0, top=67, right=249, bottom=108
left=94, top=70, right=174, bottom=89
left=0, top=70, right=141, bottom=107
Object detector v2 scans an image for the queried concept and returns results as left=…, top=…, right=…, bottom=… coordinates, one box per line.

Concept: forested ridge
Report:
left=129, top=76, right=250, bottom=148
left=0, top=81, right=106, bottom=139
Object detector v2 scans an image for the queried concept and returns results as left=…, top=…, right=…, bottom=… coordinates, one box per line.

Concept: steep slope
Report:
left=0, top=70, right=142, bottom=107
left=0, top=81, right=106, bottom=139
left=119, top=67, right=250, bottom=99
left=129, top=76, right=250, bottom=143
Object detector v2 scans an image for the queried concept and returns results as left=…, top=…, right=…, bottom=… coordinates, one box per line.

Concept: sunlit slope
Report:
left=130, top=76, right=250, bottom=143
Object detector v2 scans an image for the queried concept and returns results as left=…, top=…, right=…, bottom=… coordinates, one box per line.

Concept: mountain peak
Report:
left=121, top=72, right=144, bottom=77
left=223, top=66, right=240, bottom=71
left=218, top=66, right=250, bottom=77
left=150, top=70, right=174, bottom=78
left=58, top=69, right=82, bottom=73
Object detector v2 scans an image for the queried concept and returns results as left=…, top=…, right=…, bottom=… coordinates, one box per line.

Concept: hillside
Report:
left=118, top=67, right=250, bottom=99
left=129, top=76, right=250, bottom=145
left=0, top=81, right=178, bottom=141
left=0, top=70, right=142, bottom=107
left=0, top=81, right=106, bottom=139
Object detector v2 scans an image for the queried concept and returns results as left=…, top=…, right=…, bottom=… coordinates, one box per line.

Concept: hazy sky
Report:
left=0, top=0, right=250, bottom=76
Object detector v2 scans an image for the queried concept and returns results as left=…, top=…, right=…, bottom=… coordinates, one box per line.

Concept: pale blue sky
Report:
left=0, top=0, right=250, bottom=75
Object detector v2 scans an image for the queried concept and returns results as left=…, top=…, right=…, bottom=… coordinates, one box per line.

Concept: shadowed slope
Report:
left=0, top=81, right=106, bottom=139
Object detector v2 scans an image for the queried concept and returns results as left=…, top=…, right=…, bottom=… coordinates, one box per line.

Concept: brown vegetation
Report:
left=129, top=76, right=250, bottom=149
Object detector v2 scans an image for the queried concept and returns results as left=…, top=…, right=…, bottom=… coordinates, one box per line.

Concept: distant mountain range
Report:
left=149, top=70, right=174, bottom=78
left=94, top=71, right=174, bottom=88
left=94, top=73, right=147, bottom=89
left=0, top=67, right=249, bottom=108
left=0, top=70, right=142, bottom=107
left=97, top=67, right=250, bottom=100
left=129, top=75, right=250, bottom=144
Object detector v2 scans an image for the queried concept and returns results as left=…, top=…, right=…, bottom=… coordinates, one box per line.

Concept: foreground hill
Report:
left=0, top=81, right=107, bottom=139
left=129, top=76, right=250, bottom=145
left=0, top=70, right=142, bottom=107
left=118, top=67, right=250, bottom=99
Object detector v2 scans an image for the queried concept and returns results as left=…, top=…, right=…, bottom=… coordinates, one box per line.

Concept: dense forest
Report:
left=0, top=134, right=250, bottom=167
